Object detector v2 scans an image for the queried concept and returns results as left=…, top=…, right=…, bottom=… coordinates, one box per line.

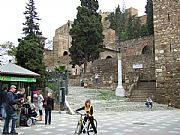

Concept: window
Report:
left=142, top=45, right=153, bottom=54
left=63, top=51, right=68, bottom=56
left=106, top=56, right=112, bottom=59
left=168, top=13, right=170, bottom=22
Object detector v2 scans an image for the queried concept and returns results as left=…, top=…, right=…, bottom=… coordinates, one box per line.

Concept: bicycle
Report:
left=74, top=111, right=97, bottom=135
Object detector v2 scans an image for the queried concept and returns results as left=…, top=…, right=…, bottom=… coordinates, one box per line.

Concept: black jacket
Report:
left=44, top=97, right=54, bottom=110
left=76, top=106, right=94, bottom=116
left=4, top=91, right=19, bottom=114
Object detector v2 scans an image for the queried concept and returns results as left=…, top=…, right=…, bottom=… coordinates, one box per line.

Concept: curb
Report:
left=65, top=96, right=75, bottom=115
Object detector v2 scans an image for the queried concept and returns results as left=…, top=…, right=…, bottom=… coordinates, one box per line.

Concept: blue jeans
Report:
left=0, top=105, right=2, bottom=117
left=145, top=102, right=153, bottom=109
left=3, top=112, right=18, bottom=133
left=1, top=104, right=6, bottom=119
left=45, top=108, right=51, bottom=125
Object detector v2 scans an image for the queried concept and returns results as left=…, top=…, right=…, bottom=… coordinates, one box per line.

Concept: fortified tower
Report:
left=153, top=0, right=180, bottom=106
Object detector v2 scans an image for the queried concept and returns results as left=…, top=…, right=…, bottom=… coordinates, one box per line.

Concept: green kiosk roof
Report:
left=0, top=63, right=39, bottom=82
left=0, top=63, right=40, bottom=76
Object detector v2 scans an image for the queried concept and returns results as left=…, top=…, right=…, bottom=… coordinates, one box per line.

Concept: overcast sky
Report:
left=0, top=0, right=147, bottom=45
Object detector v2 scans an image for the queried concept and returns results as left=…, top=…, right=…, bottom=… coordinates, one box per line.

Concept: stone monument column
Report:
left=116, top=53, right=125, bottom=96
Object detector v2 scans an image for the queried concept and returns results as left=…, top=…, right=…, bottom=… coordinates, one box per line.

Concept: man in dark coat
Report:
left=2, top=85, right=22, bottom=134
left=44, top=93, right=54, bottom=125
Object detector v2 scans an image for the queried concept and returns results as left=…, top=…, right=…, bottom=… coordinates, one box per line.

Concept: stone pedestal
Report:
left=116, top=54, right=125, bottom=97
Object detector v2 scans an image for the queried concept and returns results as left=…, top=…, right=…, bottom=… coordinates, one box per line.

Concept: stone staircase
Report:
left=66, top=86, right=176, bottom=113
left=130, top=81, right=156, bottom=102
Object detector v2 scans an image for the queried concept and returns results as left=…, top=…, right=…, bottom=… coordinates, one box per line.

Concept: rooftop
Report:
left=0, top=63, right=40, bottom=76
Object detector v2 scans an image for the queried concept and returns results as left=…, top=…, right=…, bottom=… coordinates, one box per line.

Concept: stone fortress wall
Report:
left=86, top=36, right=155, bottom=91
left=44, top=8, right=147, bottom=69
left=44, top=8, right=152, bottom=88
left=44, top=4, right=180, bottom=107
left=153, top=0, right=180, bottom=107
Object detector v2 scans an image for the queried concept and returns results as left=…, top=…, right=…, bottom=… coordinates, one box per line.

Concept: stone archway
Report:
left=106, top=56, right=112, bottom=59
left=142, top=45, right=153, bottom=54
left=63, top=51, right=68, bottom=56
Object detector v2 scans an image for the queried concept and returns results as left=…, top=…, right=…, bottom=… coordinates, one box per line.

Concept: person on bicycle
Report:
left=76, top=99, right=97, bottom=134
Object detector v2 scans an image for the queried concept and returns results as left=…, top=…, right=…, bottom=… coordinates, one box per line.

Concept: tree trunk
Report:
left=84, top=58, right=87, bottom=75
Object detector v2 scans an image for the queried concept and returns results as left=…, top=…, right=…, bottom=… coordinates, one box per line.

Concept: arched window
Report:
left=106, top=56, right=112, bottom=59
left=63, top=51, right=68, bottom=56
left=142, top=46, right=153, bottom=54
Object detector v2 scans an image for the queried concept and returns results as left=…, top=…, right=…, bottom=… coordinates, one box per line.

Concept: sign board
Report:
left=59, top=89, right=62, bottom=102
left=59, top=87, right=65, bottom=103
left=0, top=75, right=36, bottom=82
left=133, top=64, right=143, bottom=69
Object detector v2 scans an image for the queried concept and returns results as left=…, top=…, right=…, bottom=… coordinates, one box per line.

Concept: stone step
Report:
left=131, top=98, right=146, bottom=100
left=131, top=92, right=153, bottom=95
left=132, top=90, right=154, bottom=93
left=132, top=91, right=154, bottom=95
left=137, top=82, right=156, bottom=89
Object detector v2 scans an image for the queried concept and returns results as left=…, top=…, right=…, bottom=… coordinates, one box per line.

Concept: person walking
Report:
left=2, top=85, right=23, bottom=135
left=37, top=90, right=44, bottom=121
left=44, top=93, right=54, bottom=125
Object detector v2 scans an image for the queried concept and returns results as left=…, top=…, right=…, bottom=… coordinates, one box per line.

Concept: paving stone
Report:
left=0, top=86, right=180, bottom=135
left=66, top=86, right=177, bottom=113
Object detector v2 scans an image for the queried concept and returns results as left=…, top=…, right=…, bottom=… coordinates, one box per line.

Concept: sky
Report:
left=0, top=0, right=147, bottom=46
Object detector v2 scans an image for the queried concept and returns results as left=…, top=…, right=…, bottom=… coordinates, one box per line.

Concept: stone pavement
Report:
left=0, top=86, right=180, bottom=135
left=66, top=86, right=176, bottom=112
left=1, top=110, right=180, bottom=135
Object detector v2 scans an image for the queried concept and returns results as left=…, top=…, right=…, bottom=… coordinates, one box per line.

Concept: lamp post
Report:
left=66, top=20, right=71, bottom=95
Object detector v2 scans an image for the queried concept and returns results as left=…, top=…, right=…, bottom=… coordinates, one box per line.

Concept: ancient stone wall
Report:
left=43, top=49, right=54, bottom=68
left=84, top=36, right=155, bottom=90
left=99, top=48, right=117, bottom=59
left=125, top=7, right=138, bottom=16
left=120, top=36, right=155, bottom=94
left=120, top=36, right=154, bottom=56
left=44, top=10, right=147, bottom=71
left=139, top=15, right=147, bottom=25
left=153, top=0, right=180, bottom=107
left=85, top=58, right=118, bottom=90
left=122, top=54, right=155, bottom=90
left=53, top=22, right=71, bottom=58
left=100, top=12, right=116, bottom=51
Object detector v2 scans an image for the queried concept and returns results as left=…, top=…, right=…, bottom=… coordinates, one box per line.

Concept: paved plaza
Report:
left=1, top=110, right=180, bottom=135
left=0, top=87, right=180, bottom=135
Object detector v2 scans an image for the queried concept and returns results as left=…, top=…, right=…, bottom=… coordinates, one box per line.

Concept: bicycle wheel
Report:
left=87, top=119, right=97, bottom=135
left=74, top=121, right=82, bottom=135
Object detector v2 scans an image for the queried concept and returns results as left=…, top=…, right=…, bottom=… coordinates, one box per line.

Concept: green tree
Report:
left=127, top=15, right=142, bottom=40
left=0, top=41, right=17, bottom=57
left=106, top=5, right=125, bottom=41
left=145, top=0, right=154, bottom=35
left=22, top=0, right=42, bottom=39
left=107, top=4, right=150, bottom=41
left=16, top=0, right=46, bottom=87
left=140, top=24, right=148, bottom=37
left=69, top=0, right=104, bottom=74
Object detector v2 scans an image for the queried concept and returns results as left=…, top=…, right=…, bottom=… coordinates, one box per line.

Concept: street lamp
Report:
left=66, top=20, right=71, bottom=95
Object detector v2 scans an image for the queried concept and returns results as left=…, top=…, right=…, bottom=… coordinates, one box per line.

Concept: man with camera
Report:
left=2, top=85, right=24, bottom=135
